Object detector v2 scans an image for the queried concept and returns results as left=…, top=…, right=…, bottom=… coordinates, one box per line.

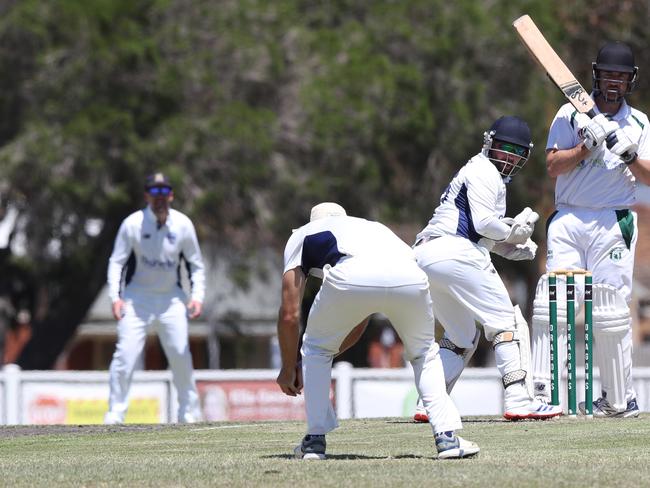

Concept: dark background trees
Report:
left=0, top=0, right=648, bottom=368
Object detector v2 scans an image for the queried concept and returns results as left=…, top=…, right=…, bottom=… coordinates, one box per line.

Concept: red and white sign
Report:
left=197, top=380, right=336, bottom=421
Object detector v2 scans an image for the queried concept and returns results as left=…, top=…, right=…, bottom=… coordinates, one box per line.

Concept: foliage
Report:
left=1, top=0, right=650, bottom=366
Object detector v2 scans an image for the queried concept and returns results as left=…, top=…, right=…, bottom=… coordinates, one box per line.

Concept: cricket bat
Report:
left=513, top=14, right=596, bottom=118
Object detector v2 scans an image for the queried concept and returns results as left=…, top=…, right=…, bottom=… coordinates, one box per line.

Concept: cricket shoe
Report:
left=578, top=397, right=640, bottom=418
left=413, top=405, right=428, bottom=423
left=503, top=398, right=562, bottom=420
left=434, top=431, right=480, bottom=459
left=180, top=412, right=200, bottom=424
left=294, top=434, right=326, bottom=460
left=103, top=411, right=124, bottom=425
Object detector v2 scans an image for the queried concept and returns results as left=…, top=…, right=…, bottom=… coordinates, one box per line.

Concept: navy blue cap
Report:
left=144, top=172, right=172, bottom=189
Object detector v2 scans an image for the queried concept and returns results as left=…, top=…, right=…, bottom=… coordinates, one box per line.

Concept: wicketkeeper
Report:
left=412, top=115, right=562, bottom=421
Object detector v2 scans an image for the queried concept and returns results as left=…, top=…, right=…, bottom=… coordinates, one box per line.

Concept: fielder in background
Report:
left=104, top=173, right=205, bottom=424
left=531, top=42, right=650, bottom=417
left=276, top=202, right=479, bottom=460
left=413, top=115, right=562, bottom=421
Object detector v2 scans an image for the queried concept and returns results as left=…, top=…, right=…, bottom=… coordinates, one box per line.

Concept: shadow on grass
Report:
left=263, top=453, right=396, bottom=460
left=386, top=418, right=509, bottom=424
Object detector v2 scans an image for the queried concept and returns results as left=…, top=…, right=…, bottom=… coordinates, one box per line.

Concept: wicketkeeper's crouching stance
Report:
left=412, top=116, right=562, bottom=422
left=276, top=203, right=479, bottom=460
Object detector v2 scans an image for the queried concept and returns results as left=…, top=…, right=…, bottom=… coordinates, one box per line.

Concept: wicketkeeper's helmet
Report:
left=482, top=115, right=533, bottom=179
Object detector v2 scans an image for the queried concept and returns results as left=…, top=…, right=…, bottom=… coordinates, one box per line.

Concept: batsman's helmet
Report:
left=592, top=41, right=638, bottom=101
left=482, top=116, right=533, bottom=179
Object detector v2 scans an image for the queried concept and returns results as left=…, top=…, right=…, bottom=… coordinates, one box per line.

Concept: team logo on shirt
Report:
left=546, top=249, right=553, bottom=259
left=166, top=232, right=176, bottom=244
left=609, top=247, right=624, bottom=261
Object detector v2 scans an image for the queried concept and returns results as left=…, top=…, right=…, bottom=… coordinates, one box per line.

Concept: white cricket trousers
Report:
left=107, top=290, right=200, bottom=422
left=301, top=257, right=462, bottom=436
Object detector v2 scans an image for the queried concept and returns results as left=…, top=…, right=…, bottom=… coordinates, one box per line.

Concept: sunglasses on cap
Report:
left=495, top=142, right=528, bottom=157
left=147, top=186, right=172, bottom=196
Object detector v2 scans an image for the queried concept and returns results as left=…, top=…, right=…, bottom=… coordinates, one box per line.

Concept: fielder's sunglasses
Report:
left=496, top=142, right=528, bottom=157
left=147, top=186, right=172, bottom=196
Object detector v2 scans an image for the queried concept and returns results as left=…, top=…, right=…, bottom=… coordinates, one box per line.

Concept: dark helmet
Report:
left=592, top=42, right=638, bottom=101
left=482, top=116, right=533, bottom=178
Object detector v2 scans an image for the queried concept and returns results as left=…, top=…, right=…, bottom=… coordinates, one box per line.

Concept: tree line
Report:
left=0, top=0, right=648, bottom=368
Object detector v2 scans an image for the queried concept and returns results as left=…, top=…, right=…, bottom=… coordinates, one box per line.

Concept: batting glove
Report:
left=581, top=114, right=616, bottom=151
left=606, top=128, right=638, bottom=164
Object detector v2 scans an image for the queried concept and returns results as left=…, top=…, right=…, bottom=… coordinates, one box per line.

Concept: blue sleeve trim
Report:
left=301, top=231, right=346, bottom=273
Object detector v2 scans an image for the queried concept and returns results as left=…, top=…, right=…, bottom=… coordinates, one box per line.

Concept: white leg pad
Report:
left=531, top=275, right=567, bottom=401
left=592, top=284, right=634, bottom=412
left=514, top=305, right=534, bottom=399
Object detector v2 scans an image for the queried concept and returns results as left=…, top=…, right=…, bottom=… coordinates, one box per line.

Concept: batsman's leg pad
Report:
left=531, top=274, right=567, bottom=400
left=439, top=328, right=480, bottom=393
left=592, top=284, right=633, bottom=412
left=514, top=305, right=534, bottom=398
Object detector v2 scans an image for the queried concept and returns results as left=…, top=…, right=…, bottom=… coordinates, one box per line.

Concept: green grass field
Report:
left=1, top=416, right=649, bottom=487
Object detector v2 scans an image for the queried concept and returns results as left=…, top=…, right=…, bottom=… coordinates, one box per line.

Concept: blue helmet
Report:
left=482, top=116, right=533, bottom=178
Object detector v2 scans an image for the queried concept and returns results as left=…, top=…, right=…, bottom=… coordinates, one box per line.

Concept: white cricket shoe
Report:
left=180, top=412, right=200, bottom=424
left=578, top=397, right=640, bottom=418
left=104, top=411, right=124, bottom=425
left=435, top=432, right=480, bottom=459
left=504, top=398, right=562, bottom=420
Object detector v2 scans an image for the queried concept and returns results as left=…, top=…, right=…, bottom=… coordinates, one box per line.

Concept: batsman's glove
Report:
left=606, top=128, right=638, bottom=164
left=580, top=114, right=616, bottom=151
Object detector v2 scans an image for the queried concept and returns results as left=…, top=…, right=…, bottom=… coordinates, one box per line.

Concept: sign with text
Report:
left=197, top=380, right=335, bottom=421
left=21, top=382, right=168, bottom=424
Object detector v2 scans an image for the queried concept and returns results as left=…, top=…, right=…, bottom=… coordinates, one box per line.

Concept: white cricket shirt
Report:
left=283, top=216, right=416, bottom=282
left=547, top=96, right=650, bottom=209
left=415, top=153, right=511, bottom=245
left=107, top=206, right=206, bottom=302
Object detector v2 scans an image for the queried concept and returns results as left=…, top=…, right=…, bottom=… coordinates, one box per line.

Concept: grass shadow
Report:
left=263, top=453, right=390, bottom=460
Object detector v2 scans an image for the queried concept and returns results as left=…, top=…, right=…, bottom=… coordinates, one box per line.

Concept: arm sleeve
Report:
left=635, top=116, right=650, bottom=160
left=283, top=229, right=306, bottom=274
left=547, top=106, right=580, bottom=151
left=466, top=171, right=511, bottom=241
left=183, top=221, right=206, bottom=303
left=107, top=220, right=132, bottom=302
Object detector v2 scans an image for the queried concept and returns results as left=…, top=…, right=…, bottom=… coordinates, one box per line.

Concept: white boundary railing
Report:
left=1, top=363, right=650, bottom=424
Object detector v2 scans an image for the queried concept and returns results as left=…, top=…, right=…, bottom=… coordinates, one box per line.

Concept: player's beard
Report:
left=151, top=198, right=170, bottom=224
